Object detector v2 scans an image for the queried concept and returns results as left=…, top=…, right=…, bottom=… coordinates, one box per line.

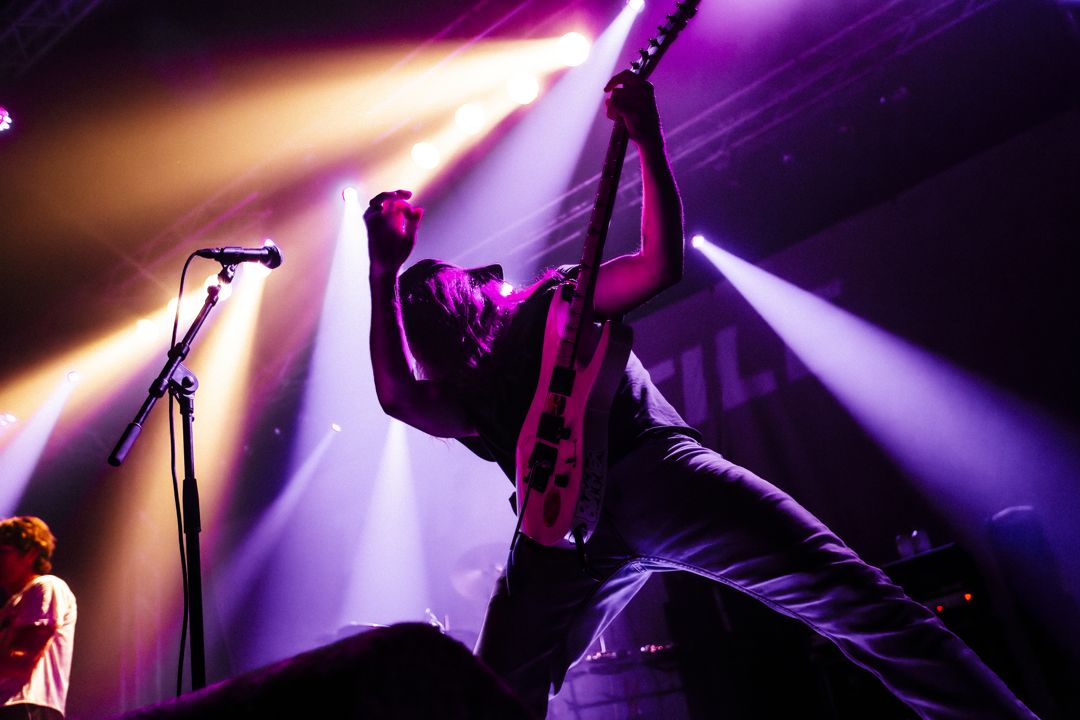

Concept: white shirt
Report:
left=0, top=575, right=77, bottom=715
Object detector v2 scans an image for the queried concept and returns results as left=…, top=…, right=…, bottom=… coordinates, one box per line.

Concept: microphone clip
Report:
left=216, top=265, right=237, bottom=285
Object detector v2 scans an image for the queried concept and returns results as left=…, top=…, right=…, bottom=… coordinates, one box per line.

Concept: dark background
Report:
left=2, top=1, right=1079, bottom=718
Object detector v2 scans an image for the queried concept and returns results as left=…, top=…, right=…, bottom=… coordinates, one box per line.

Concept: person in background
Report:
left=0, top=516, right=76, bottom=720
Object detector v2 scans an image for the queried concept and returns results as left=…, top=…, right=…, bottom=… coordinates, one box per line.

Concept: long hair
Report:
left=398, top=260, right=561, bottom=389
left=399, top=260, right=511, bottom=387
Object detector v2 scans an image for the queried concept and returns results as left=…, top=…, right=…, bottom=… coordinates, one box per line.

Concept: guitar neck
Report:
left=554, top=0, right=700, bottom=372
left=556, top=120, right=630, bottom=370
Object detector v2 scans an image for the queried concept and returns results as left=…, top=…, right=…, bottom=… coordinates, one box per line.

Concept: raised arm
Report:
left=365, top=191, right=476, bottom=438
left=593, top=70, right=685, bottom=319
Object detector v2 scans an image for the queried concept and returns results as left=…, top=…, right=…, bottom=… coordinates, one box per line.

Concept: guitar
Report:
left=514, top=0, right=700, bottom=547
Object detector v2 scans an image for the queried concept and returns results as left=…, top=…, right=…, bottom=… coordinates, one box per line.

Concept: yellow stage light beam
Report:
left=6, top=39, right=584, bottom=251
left=0, top=287, right=227, bottom=447
left=75, top=265, right=274, bottom=707
left=27, top=31, right=594, bottom=703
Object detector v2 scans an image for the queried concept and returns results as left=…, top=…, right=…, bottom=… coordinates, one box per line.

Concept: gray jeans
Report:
left=475, top=432, right=1038, bottom=719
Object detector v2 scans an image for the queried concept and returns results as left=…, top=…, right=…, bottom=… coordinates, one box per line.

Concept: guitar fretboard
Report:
left=552, top=0, right=698, bottom=375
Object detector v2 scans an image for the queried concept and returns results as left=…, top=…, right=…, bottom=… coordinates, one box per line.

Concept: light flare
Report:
left=694, top=238, right=1080, bottom=617
left=454, top=103, right=488, bottom=135
left=411, top=141, right=441, bottom=169
left=507, top=72, right=541, bottom=105
left=556, top=32, right=592, bottom=67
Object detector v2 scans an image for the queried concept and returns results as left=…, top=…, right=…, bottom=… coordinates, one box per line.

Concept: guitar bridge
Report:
left=537, top=412, right=567, bottom=443
left=527, top=442, right=559, bottom=491
left=544, top=393, right=567, bottom=415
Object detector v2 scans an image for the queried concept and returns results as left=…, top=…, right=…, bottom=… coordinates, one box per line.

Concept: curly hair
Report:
left=0, top=516, right=56, bottom=574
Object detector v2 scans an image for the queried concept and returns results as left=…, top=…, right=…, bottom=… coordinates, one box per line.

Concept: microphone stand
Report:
left=108, top=265, right=237, bottom=692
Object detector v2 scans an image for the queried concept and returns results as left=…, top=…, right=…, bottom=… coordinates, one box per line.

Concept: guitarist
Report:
left=364, top=72, right=1037, bottom=719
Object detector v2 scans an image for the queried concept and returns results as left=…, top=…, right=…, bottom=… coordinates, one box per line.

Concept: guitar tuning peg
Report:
left=649, top=37, right=661, bottom=48
left=630, top=60, right=642, bottom=71
left=639, top=48, right=650, bottom=59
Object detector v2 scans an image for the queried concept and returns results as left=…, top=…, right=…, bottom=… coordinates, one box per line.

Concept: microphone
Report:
left=195, top=241, right=283, bottom=269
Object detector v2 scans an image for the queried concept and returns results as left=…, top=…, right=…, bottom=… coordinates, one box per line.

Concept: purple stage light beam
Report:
left=695, top=238, right=1080, bottom=600
left=0, top=376, right=77, bottom=515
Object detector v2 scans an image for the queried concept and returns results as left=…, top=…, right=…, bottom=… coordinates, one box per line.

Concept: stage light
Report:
left=628, top=0, right=645, bottom=12
left=691, top=234, right=706, bottom=249
left=167, top=295, right=202, bottom=322
left=454, top=103, right=487, bottom=135
left=500, top=281, right=514, bottom=297
left=66, top=371, right=81, bottom=384
left=507, top=73, right=541, bottom=105
left=0, top=413, right=16, bottom=427
left=0, top=107, right=11, bottom=132
left=330, top=422, right=343, bottom=433
left=556, top=32, right=591, bottom=67
left=411, top=141, right=441, bottom=169
left=204, top=273, right=234, bottom=301
left=693, top=240, right=1080, bottom=634
left=342, top=186, right=360, bottom=204
left=134, top=318, right=158, bottom=338
left=1, top=375, right=79, bottom=514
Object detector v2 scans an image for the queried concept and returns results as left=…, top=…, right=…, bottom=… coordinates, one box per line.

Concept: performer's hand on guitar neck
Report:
left=604, top=70, right=663, bottom=150
left=591, top=71, right=684, bottom=319
left=364, top=189, right=424, bottom=278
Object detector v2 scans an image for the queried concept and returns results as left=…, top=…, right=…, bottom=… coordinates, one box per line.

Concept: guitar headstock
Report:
left=629, top=0, right=701, bottom=80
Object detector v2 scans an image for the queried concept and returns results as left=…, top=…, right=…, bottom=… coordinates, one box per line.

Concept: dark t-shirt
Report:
left=458, top=267, right=700, bottom=481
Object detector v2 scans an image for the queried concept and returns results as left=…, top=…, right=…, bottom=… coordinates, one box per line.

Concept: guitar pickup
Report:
left=526, top=469, right=550, bottom=493
left=527, top=442, right=559, bottom=491
left=544, top=394, right=567, bottom=416
left=537, top=412, right=568, bottom=443
left=549, top=366, right=575, bottom=395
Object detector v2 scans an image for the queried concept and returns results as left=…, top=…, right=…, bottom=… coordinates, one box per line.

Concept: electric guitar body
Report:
left=515, top=284, right=632, bottom=546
